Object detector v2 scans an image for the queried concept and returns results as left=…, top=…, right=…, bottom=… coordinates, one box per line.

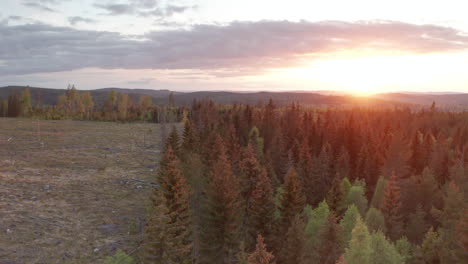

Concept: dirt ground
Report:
left=0, top=118, right=165, bottom=263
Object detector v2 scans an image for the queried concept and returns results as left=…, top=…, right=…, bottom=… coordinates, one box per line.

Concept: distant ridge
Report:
left=0, top=85, right=467, bottom=108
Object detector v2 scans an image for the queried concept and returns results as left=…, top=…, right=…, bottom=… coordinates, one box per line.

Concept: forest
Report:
left=1, top=86, right=467, bottom=263
left=137, top=100, right=467, bottom=264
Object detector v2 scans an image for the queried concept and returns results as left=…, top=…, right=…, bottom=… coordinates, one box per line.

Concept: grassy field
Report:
left=0, top=118, right=165, bottom=263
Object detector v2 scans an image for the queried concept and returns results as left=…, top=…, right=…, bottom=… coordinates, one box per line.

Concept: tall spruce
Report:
left=382, top=171, right=404, bottom=240
left=248, top=235, right=276, bottom=264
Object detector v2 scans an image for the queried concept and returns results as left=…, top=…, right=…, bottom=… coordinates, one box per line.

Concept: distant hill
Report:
left=373, top=92, right=468, bottom=109
left=1, top=86, right=467, bottom=109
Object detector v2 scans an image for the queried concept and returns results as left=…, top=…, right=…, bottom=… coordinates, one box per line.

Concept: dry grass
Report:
left=0, top=118, right=166, bottom=263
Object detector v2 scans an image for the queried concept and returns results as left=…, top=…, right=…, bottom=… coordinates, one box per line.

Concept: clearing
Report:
left=0, top=118, right=164, bottom=263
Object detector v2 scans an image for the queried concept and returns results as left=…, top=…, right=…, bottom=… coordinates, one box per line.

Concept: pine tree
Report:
left=326, top=174, right=345, bottom=216
left=278, top=215, right=306, bottom=264
left=202, top=140, right=243, bottom=264
left=340, top=204, right=360, bottom=246
left=395, top=237, right=412, bottom=263
left=157, top=146, right=192, bottom=263
left=343, top=185, right=368, bottom=216
left=311, top=213, right=344, bottom=264
left=166, top=126, right=181, bottom=155
left=382, top=171, right=403, bottom=240
left=248, top=235, right=276, bottom=264
left=278, top=167, right=307, bottom=237
left=140, top=189, right=172, bottom=263
left=369, top=231, right=404, bottom=264
left=412, top=228, right=441, bottom=264
left=406, top=204, right=428, bottom=244
left=433, top=182, right=466, bottom=263
left=365, top=207, right=386, bottom=233
left=370, top=176, right=386, bottom=210
left=182, top=119, right=198, bottom=153
left=344, top=216, right=372, bottom=264
left=248, top=168, right=276, bottom=250
left=304, top=200, right=330, bottom=246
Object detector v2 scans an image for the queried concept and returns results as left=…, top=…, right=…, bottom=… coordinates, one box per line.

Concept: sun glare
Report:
left=276, top=51, right=468, bottom=95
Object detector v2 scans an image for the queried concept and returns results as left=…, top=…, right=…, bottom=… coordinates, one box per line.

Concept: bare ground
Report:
left=0, top=119, right=164, bottom=263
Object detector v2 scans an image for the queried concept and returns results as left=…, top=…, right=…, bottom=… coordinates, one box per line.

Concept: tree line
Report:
left=0, top=86, right=186, bottom=123
left=140, top=100, right=467, bottom=264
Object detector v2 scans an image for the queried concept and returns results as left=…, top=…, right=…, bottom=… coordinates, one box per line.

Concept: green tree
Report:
left=278, top=215, right=306, bottom=264
left=370, top=176, right=386, bottom=210
left=344, top=185, right=368, bottom=216
left=365, top=207, right=386, bottom=233
left=311, top=213, right=344, bottom=264
left=369, top=231, right=404, bottom=264
left=344, top=216, right=372, bottom=264
left=304, top=200, right=330, bottom=246
left=340, top=204, right=361, bottom=246
left=406, top=204, right=428, bottom=244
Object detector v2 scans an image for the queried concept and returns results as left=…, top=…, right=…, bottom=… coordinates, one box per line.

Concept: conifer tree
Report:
left=369, top=231, right=404, bottom=264
left=406, top=204, right=428, bottom=244
left=278, top=215, right=307, bottom=264
left=248, top=168, right=276, bottom=250
left=343, top=185, right=368, bottom=216
left=382, top=172, right=404, bottom=240
left=344, top=216, right=372, bottom=264
left=326, top=174, right=345, bottom=215
left=202, top=140, right=243, bottom=264
left=248, top=235, right=276, bottom=264
left=304, top=200, right=330, bottom=246
left=182, top=119, right=198, bottom=153
left=278, top=167, right=307, bottom=237
left=157, top=146, right=192, bottom=263
left=365, top=207, right=386, bottom=233
left=166, top=126, right=181, bottom=155
left=395, top=236, right=412, bottom=263
left=340, top=204, right=361, bottom=246
left=141, top=189, right=172, bottom=263
left=311, top=213, right=344, bottom=264
left=370, top=176, right=386, bottom=210
left=412, top=228, right=441, bottom=264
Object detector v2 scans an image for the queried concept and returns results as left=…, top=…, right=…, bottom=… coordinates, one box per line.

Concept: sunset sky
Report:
left=1, top=0, right=468, bottom=94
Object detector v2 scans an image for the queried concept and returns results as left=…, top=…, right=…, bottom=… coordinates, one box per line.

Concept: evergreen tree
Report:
left=370, top=176, right=386, bottom=210
left=344, top=216, right=372, bottom=264
left=311, top=213, right=344, bottom=264
left=365, top=207, right=386, bottom=233
left=343, top=185, right=368, bottom=216
left=395, top=236, right=413, bottom=264
left=166, top=126, right=181, bottom=155
left=202, top=140, right=243, bottom=264
left=248, top=168, right=276, bottom=250
left=248, top=235, right=276, bottom=264
left=340, top=204, right=361, bottom=246
left=412, top=228, right=441, bottom=264
left=304, top=200, right=330, bottom=246
left=278, top=167, right=307, bottom=237
left=157, top=146, right=192, bottom=263
left=382, top=172, right=404, bottom=240
left=141, top=189, right=172, bottom=263
left=369, top=231, right=404, bottom=264
left=326, top=174, right=345, bottom=216
left=406, top=204, right=428, bottom=244
left=278, top=215, right=306, bottom=264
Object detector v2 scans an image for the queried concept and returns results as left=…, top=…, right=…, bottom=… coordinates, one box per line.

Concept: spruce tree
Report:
left=344, top=216, right=372, bottom=264
left=202, top=140, right=243, bottom=264
left=340, top=204, right=360, bottom=246
left=311, top=213, right=344, bottom=264
left=382, top=171, right=404, bottom=240
left=369, top=231, right=404, bottom=264
left=278, top=167, right=307, bottom=237
left=365, top=207, right=386, bottom=233
left=406, top=204, right=428, bottom=244
left=278, top=215, right=307, bottom=264
left=248, top=235, right=276, bottom=264
left=248, top=168, right=276, bottom=250
left=158, top=146, right=192, bottom=263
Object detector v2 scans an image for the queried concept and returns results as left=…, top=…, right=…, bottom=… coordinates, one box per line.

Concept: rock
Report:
left=136, top=185, right=143, bottom=189
left=31, top=196, right=37, bottom=200
left=6, top=229, right=12, bottom=234
left=94, top=248, right=100, bottom=253
left=43, top=185, right=50, bottom=191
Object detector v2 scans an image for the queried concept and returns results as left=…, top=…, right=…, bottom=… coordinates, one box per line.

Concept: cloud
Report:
left=68, top=16, right=98, bottom=25
left=94, top=0, right=193, bottom=18
left=1, top=20, right=468, bottom=76
left=22, top=2, right=58, bottom=12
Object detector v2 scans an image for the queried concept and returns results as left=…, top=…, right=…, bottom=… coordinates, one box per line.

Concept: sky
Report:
left=1, top=0, right=468, bottom=94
